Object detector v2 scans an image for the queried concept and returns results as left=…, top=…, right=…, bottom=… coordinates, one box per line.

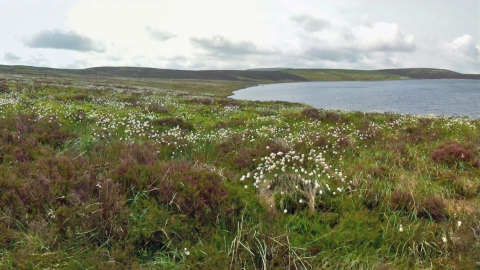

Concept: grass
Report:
left=286, top=69, right=407, bottom=81
left=0, top=71, right=478, bottom=269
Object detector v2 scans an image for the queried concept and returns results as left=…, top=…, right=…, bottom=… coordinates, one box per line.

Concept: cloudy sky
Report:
left=1, top=0, right=479, bottom=73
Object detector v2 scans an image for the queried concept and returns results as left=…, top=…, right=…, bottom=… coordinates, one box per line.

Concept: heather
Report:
left=0, top=76, right=479, bottom=269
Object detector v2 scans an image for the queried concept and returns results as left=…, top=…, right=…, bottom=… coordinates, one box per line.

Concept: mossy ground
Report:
left=0, top=74, right=479, bottom=269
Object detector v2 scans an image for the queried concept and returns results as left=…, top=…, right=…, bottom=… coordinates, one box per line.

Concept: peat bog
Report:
left=0, top=67, right=479, bottom=269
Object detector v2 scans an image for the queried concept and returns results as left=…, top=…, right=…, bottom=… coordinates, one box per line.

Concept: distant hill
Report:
left=246, top=68, right=290, bottom=71
left=0, top=65, right=306, bottom=82
left=79, top=67, right=309, bottom=82
left=0, top=65, right=478, bottom=82
left=377, top=68, right=480, bottom=79
left=285, top=69, right=405, bottom=81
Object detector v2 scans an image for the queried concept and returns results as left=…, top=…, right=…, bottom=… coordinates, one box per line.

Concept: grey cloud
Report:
left=145, top=27, right=176, bottom=42
left=3, top=52, right=21, bottom=62
left=370, top=42, right=415, bottom=53
left=191, top=36, right=271, bottom=56
left=297, top=22, right=415, bottom=65
left=24, top=29, right=105, bottom=52
left=291, top=15, right=330, bottom=32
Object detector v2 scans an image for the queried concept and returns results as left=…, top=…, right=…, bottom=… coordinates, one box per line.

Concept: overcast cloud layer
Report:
left=0, top=0, right=478, bottom=73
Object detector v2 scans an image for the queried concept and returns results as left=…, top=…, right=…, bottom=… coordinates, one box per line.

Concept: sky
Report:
left=0, top=0, right=479, bottom=73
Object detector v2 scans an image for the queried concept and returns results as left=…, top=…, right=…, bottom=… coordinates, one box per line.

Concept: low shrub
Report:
left=186, top=97, right=214, bottom=105
left=430, top=141, right=475, bottom=167
left=322, top=111, right=344, bottom=122
left=216, top=98, right=241, bottom=107
left=233, top=147, right=254, bottom=169
left=301, top=108, right=348, bottom=123
left=301, top=108, right=320, bottom=119
left=13, top=147, right=32, bottom=162
left=0, top=79, right=9, bottom=93
left=121, top=96, right=140, bottom=106
left=156, top=161, right=231, bottom=225
left=152, top=117, right=194, bottom=131
left=148, top=103, right=169, bottom=114
left=71, top=93, right=88, bottom=101
left=119, top=142, right=158, bottom=166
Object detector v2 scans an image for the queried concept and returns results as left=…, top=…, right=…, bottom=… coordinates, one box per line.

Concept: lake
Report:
left=230, top=79, right=480, bottom=117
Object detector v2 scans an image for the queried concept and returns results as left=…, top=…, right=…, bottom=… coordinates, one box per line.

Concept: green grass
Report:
left=0, top=72, right=478, bottom=269
left=286, top=69, right=407, bottom=81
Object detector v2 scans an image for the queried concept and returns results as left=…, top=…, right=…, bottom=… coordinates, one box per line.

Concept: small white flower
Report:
left=184, top=247, right=190, bottom=256
left=299, top=199, right=303, bottom=204
left=244, top=185, right=248, bottom=189
left=457, top=221, right=462, bottom=228
left=399, top=224, right=403, bottom=233
left=284, top=209, right=287, bottom=214
left=442, top=236, right=447, bottom=243
left=47, top=209, right=55, bottom=219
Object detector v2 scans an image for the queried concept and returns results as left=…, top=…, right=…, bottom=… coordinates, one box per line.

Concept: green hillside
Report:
left=378, top=68, right=480, bottom=79
left=286, top=69, right=407, bottom=81
left=1, top=65, right=478, bottom=85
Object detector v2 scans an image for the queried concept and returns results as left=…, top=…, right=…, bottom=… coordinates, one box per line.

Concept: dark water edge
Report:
left=230, top=79, right=480, bottom=118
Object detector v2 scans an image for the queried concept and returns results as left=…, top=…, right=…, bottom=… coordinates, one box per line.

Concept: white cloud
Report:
left=352, top=22, right=415, bottom=52
left=297, top=21, right=415, bottom=54
left=434, top=35, right=480, bottom=73
left=439, top=35, right=479, bottom=59
left=284, top=17, right=415, bottom=69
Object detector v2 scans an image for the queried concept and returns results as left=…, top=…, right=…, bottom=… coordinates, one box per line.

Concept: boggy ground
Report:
left=0, top=75, right=479, bottom=269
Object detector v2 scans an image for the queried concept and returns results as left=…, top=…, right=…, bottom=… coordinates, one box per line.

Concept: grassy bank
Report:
left=0, top=73, right=479, bottom=269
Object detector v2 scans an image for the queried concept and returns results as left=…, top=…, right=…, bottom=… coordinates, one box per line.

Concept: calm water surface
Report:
left=230, top=80, right=480, bottom=117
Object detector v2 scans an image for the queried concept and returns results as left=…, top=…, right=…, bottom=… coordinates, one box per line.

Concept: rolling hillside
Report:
left=1, top=65, right=478, bottom=83
left=377, top=68, right=480, bottom=79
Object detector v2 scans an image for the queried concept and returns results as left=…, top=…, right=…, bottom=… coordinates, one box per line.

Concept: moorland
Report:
left=0, top=65, right=479, bottom=269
